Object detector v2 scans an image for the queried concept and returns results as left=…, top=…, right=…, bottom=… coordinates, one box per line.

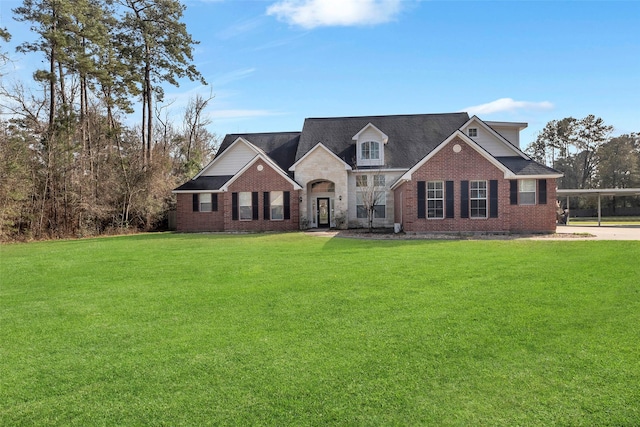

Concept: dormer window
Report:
left=353, top=123, right=388, bottom=167
left=361, top=141, right=380, bottom=160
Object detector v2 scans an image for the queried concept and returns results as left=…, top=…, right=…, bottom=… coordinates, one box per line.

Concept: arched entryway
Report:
left=308, top=180, right=336, bottom=228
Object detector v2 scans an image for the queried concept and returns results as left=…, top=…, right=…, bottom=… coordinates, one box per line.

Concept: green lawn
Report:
left=1, top=233, right=639, bottom=426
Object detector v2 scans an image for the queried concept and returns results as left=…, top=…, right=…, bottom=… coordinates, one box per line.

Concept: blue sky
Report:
left=2, top=0, right=639, bottom=147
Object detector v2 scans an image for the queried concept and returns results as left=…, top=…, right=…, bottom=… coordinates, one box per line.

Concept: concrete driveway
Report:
left=556, top=225, right=640, bottom=240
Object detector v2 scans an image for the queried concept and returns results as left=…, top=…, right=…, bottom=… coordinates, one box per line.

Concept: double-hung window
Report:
left=199, top=193, right=212, bottom=212
left=519, top=180, right=536, bottom=205
left=270, top=191, right=284, bottom=220
left=239, top=192, right=252, bottom=221
left=427, top=181, right=444, bottom=218
left=470, top=180, right=487, bottom=218
left=356, top=191, right=386, bottom=218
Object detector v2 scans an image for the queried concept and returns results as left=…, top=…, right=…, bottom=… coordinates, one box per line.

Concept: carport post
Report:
left=597, top=194, right=601, bottom=226
left=566, top=196, right=570, bottom=225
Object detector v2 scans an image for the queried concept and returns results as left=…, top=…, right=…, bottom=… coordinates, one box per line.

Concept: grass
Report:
left=1, top=233, right=639, bottom=425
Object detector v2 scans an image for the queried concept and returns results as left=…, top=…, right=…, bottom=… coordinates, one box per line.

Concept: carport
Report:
left=556, top=188, right=640, bottom=226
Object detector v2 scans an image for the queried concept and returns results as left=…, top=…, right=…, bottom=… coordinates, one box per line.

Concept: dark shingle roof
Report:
left=296, top=113, right=470, bottom=168
left=174, top=175, right=234, bottom=191
left=496, top=157, right=562, bottom=176
left=218, top=132, right=301, bottom=172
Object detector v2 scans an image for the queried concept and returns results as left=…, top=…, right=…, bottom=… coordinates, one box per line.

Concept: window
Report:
left=427, top=181, right=444, bottom=219
left=519, top=179, right=536, bottom=205
left=361, top=141, right=380, bottom=160
left=356, top=175, right=367, bottom=187
left=199, top=193, right=212, bottom=212
left=470, top=180, right=487, bottom=218
left=356, top=191, right=386, bottom=219
left=239, top=192, right=252, bottom=220
left=356, top=192, right=367, bottom=218
left=374, top=192, right=386, bottom=218
left=374, top=175, right=385, bottom=187
left=193, top=193, right=217, bottom=212
left=468, top=128, right=478, bottom=137
left=270, top=191, right=284, bottom=220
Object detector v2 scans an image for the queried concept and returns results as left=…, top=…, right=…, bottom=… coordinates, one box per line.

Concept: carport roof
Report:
left=557, top=188, right=640, bottom=197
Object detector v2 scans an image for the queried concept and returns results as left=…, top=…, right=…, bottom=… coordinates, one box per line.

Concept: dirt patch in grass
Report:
left=306, top=229, right=594, bottom=240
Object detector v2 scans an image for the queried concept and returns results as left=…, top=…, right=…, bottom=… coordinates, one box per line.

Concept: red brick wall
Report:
left=224, top=159, right=300, bottom=232
left=176, top=193, right=225, bottom=232
left=401, top=137, right=557, bottom=233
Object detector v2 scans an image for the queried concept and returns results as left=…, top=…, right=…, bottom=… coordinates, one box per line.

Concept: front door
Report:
left=317, top=198, right=330, bottom=228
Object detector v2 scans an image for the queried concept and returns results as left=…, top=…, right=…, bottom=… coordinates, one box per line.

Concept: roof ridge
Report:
left=304, top=112, right=469, bottom=121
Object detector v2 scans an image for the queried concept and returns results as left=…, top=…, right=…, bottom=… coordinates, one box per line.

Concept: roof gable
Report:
left=216, top=132, right=301, bottom=174
left=289, top=142, right=352, bottom=171
left=222, top=153, right=302, bottom=191
left=392, top=130, right=562, bottom=189
left=196, top=137, right=261, bottom=178
left=461, top=116, right=529, bottom=159
left=352, top=123, right=389, bottom=144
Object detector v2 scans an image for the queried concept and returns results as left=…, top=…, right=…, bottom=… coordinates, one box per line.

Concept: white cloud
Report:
left=464, top=98, right=554, bottom=116
left=266, top=0, right=403, bottom=29
left=209, top=68, right=256, bottom=87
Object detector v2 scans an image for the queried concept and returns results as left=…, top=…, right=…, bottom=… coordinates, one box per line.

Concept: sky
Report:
left=1, top=0, right=639, bottom=147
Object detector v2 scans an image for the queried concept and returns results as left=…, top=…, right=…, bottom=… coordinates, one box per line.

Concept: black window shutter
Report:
left=263, top=192, right=270, bottom=220
left=510, top=180, right=518, bottom=205
left=417, top=181, right=426, bottom=219
left=192, top=194, right=199, bottom=212
left=490, top=180, right=498, bottom=218
left=252, top=192, right=259, bottom=220
left=445, top=181, right=454, bottom=218
left=460, top=180, right=469, bottom=218
left=538, top=179, right=547, bottom=205
left=212, top=193, right=218, bottom=212
left=284, top=191, right=291, bottom=220
left=232, top=192, right=238, bottom=220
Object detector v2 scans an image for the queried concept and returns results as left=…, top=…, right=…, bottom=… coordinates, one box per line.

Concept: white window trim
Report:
left=519, top=179, right=536, bottom=205
left=239, top=192, right=252, bottom=221
left=270, top=191, right=284, bottom=221
left=470, top=180, right=488, bottom=219
left=427, top=181, right=444, bottom=219
left=357, top=140, right=384, bottom=167
left=199, top=193, right=212, bottom=212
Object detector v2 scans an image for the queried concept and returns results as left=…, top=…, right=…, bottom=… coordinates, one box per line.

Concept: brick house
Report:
left=173, top=113, right=562, bottom=233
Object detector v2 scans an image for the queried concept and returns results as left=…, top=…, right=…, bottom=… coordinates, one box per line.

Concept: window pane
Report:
left=370, top=142, right=379, bottom=159
left=356, top=175, right=367, bottom=187
left=519, top=179, right=536, bottom=192
left=374, top=175, right=385, bottom=187
left=271, top=206, right=284, bottom=220
left=357, top=205, right=367, bottom=218
left=520, top=192, right=536, bottom=205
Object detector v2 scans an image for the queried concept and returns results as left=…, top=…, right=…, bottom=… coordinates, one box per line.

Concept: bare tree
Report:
left=355, top=172, right=386, bottom=232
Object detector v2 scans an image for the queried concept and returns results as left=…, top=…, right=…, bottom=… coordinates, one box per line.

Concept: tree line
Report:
left=525, top=115, right=640, bottom=211
left=1, top=0, right=217, bottom=241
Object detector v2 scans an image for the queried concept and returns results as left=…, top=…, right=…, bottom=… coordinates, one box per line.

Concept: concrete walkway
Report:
left=555, top=225, right=640, bottom=240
